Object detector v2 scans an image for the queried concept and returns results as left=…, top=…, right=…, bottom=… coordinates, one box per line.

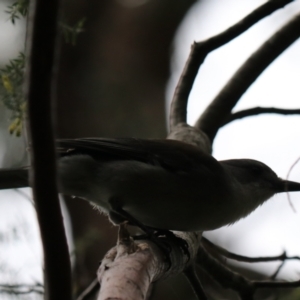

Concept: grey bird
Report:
left=1, top=137, right=300, bottom=231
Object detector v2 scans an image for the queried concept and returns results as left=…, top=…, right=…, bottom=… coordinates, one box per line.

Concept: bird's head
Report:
left=221, top=159, right=300, bottom=203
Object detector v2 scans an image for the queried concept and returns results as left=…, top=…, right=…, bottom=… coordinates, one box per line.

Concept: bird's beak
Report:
left=277, top=179, right=300, bottom=192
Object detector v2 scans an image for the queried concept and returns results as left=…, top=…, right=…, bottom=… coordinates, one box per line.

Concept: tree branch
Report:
left=222, top=107, right=300, bottom=125
left=76, top=278, right=99, bottom=300
left=24, top=0, right=72, bottom=299
left=0, top=283, right=44, bottom=295
left=197, top=245, right=255, bottom=299
left=197, top=245, right=300, bottom=300
left=169, top=0, right=295, bottom=132
left=202, top=237, right=300, bottom=263
left=270, top=261, right=285, bottom=279
left=0, top=168, right=29, bottom=189
left=97, top=224, right=202, bottom=299
left=196, top=12, right=300, bottom=143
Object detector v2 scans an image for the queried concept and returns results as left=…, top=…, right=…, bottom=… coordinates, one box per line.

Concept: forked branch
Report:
left=169, top=0, right=295, bottom=132
left=196, top=12, right=300, bottom=142
left=197, top=245, right=300, bottom=300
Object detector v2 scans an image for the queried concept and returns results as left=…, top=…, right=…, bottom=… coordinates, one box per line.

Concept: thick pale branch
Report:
left=97, top=225, right=202, bottom=299
left=196, top=13, right=300, bottom=142
left=24, top=0, right=72, bottom=298
left=222, top=107, right=300, bottom=125
left=169, top=0, right=295, bottom=132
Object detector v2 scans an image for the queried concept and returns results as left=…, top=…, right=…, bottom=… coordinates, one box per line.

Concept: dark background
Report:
left=56, top=0, right=199, bottom=297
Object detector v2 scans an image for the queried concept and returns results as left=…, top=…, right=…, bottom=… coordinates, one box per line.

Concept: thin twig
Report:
left=0, top=283, right=44, bottom=295
left=183, top=264, right=207, bottom=300
left=270, top=261, right=285, bottom=280
left=286, top=156, right=300, bottom=212
left=197, top=245, right=255, bottom=297
left=196, top=13, right=300, bottom=143
left=222, top=107, right=300, bottom=126
left=197, top=245, right=300, bottom=299
left=202, top=237, right=300, bottom=263
left=76, top=278, right=100, bottom=300
left=0, top=168, right=29, bottom=190
left=254, top=279, right=300, bottom=289
left=24, top=0, right=72, bottom=298
left=169, top=0, right=295, bottom=132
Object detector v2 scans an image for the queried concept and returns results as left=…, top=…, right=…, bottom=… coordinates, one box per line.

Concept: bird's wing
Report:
left=57, top=138, right=221, bottom=174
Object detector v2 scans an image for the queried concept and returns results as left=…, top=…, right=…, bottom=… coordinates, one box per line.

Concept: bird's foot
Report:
left=133, top=229, right=190, bottom=262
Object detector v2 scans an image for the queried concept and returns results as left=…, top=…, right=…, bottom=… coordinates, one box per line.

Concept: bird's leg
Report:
left=109, top=207, right=172, bottom=263
left=153, top=229, right=190, bottom=260
left=108, top=197, right=189, bottom=262
left=109, top=207, right=156, bottom=237
left=108, top=197, right=157, bottom=236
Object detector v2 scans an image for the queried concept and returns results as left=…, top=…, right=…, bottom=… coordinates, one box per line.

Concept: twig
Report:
left=0, top=168, right=29, bottom=190
left=222, top=107, right=300, bottom=126
left=286, top=156, right=300, bottom=212
left=196, top=13, right=300, bottom=143
left=183, top=264, right=207, bottom=300
left=76, top=278, right=100, bottom=300
left=169, top=0, right=295, bottom=132
left=196, top=245, right=255, bottom=298
left=202, top=237, right=300, bottom=263
left=0, top=283, right=44, bottom=295
left=197, top=245, right=300, bottom=299
left=24, top=0, right=72, bottom=299
left=254, top=279, right=300, bottom=289
left=270, top=261, right=285, bottom=279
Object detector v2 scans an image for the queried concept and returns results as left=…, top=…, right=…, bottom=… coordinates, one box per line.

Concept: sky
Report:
left=0, top=1, right=42, bottom=299
left=167, top=0, right=300, bottom=278
left=0, top=0, right=300, bottom=298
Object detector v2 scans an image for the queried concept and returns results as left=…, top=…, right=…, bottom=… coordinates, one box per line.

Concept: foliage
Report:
left=0, top=53, right=26, bottom=136
left=60, top=17, right=86, bottom=46
left=5, top=0, right=29, bottom=24
left=0, top=1, right=85, bottom=136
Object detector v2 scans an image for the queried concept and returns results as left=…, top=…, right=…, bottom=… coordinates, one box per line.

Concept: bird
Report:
left=1, top=137, right=300, bottom=232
